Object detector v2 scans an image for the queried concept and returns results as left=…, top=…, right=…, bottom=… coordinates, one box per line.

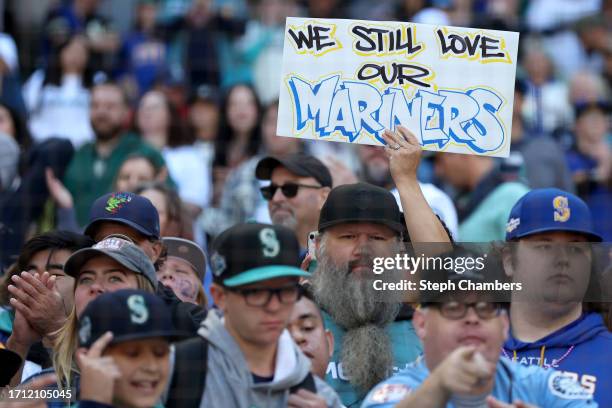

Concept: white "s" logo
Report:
left=127, top=295, right=149, bottom=324
left=259, top=228, right=280, bottom=258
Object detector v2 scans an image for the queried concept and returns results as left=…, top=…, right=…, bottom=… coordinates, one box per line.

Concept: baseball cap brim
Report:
left=510, top=226, right=603, bottom=242
left=65, top=247, right=145, bottom=278
left=84, top=218, right=158, bottom=239
left=108, top=330, right=186, bottom=346
left=222, top=265, right=310, bottom=287
left=255, top=157, right=310, bottom=181
left=318, top=217, right=404, bottom=235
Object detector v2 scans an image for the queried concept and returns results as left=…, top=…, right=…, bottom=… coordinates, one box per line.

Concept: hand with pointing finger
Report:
left=76, top=332, right=121, bottom=406
left=431, top=346, right=496, bottom=397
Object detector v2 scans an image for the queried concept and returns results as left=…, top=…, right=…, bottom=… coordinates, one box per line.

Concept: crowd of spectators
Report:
left=0, top=0, right=610, bottom=407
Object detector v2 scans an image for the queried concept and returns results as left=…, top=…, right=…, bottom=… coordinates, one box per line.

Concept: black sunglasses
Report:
left=260, top=182, right=323, bottom=200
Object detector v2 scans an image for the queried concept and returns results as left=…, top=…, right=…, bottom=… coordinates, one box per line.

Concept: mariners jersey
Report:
left=322, top=307, right=422, bottom=407
left=362, top=357, right=597, bottom=408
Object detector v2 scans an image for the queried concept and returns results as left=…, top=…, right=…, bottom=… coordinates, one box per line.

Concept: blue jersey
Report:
left=362, top=357, right=597, bottom=408
left=322, top=309, right=422, bottom=407
left=504, top=313, right=612, bottom=407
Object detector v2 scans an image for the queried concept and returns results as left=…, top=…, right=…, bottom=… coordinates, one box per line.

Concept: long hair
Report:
left=0, top=101, right=32, bottom=156
left=135, top=91, right=193, bottom=148
left=52, top=274, right=155, bottom=388
left=43, top=35, right=93, bottom=88
left=213, top=83, right=262, bottom=168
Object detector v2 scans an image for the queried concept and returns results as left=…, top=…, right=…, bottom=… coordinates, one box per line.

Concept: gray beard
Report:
left=312, top=245, right=401, bottom=394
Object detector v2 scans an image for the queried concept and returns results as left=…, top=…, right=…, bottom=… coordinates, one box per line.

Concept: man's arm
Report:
left=382, top=126, right=451, bottom=244
left=363, top=347, right=495, bottom=408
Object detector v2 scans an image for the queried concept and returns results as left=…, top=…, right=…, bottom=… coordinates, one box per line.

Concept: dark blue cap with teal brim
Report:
left=505, top=188, right=602, bottom=242
left=210, top=223, right=309, bottom=287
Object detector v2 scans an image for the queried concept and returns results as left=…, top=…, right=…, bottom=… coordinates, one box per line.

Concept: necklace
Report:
left=501, top=345, right=575, bottom=369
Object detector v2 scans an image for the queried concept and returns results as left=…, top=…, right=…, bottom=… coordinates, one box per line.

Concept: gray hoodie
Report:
left=198, top=310, right=344, bottom=408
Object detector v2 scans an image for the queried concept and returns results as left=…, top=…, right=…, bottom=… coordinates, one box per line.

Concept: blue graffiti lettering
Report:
left=287, top=75, right=505, bottom=153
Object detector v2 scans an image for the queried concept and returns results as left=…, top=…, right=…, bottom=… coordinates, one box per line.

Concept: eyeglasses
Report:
left=432, top=301, right=503, bottom=320
left=228, top=284, right=303, bottom=307
left=260, top=182, right=322, bottom=200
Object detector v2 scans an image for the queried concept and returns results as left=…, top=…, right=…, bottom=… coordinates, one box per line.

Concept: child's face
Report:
left=105, top=338, right=170, bottom=408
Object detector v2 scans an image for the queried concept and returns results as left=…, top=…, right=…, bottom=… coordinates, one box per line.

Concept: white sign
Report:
left=278, top=18, right=520, bottom=158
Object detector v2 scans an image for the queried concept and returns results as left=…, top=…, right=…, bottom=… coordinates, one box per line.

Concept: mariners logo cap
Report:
left=318, top=182, right=403, bottom=235
left=65, top=237, right=158, bottom=289
left=85, top=192, right=160, bottom=239
left=78, top=289, right=182, bottom=348
left=505, top=188, right=602, bottom=242
left=210, top=223, right=309, bottom=287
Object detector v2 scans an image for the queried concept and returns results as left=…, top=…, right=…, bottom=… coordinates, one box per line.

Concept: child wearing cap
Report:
left=50, top=237, right=158, bottom=394
left=76, top=289, right=179, bottom=408
left=157, top=237, right=207, bottom=306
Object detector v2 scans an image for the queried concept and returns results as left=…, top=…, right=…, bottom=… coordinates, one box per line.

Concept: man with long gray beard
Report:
left=311, top=126, right=452, bottom=407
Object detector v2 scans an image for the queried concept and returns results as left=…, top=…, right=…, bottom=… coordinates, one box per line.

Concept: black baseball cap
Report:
left=255, top=154, right=333, bottom=188
left=0, top=347, right=22, bottom=387
left=318, top=182, right=403, bottom=235
left=84, top=192, right=160, bottom=239
left=65, top=237, right=158, bottom=289
left=210, top=223, right=310, bottom=287
left=78, top=289, right=182, bottom=348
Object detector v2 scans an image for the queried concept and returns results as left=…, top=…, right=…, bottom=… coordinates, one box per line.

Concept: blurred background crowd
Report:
left=0, top=0, right=610, bottom=271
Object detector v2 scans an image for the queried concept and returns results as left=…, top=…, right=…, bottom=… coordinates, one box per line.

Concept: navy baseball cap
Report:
left=84, top=192, right=160, bottom=239
left=65, top=237, right=158, bottom=289
left=210, top=223, right=309, bottom=287
left=78, top=289, right=182, bottom=348
left=505, top=188, right=602, bottom=242
left=255, top=154, right=333, bottom=188
left=318, top=183, right=404, bottom=235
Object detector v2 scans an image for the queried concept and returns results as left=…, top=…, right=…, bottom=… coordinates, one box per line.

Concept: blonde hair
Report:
left=52, top=274, right=155, bottom=388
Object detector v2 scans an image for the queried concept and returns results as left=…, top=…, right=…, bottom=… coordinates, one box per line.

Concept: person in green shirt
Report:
left=63, top=82, right=166, bottom=226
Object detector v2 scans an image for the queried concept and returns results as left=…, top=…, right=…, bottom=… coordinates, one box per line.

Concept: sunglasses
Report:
left=260, top=182, right=322, bottom=200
